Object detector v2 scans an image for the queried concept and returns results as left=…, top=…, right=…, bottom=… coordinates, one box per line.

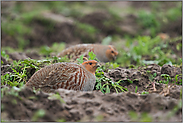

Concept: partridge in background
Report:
left=57, top=44, right=118, bottom=62
left=25, top=60, right=99, bottom=93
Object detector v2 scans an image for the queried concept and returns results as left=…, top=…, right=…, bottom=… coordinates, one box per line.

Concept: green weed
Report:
left=139, top=112, right=153, bottom=122
left=56, top=119, right=66, bottom=122
left=1, top=73, right=12, bottom=86
left=20, top=59, right=40, bottom=70
left=1, top=55, right=70, bottom=88
left=1, top=66, right=25, bottom=88
left=137, top=10, right=160, bottom=36
left=48, top=92, right=65, bottom=104
left=38, top=42, right=65, bottom=57
left=77, top=22, right=98, bottom=34
left=39, top=46, right=52, bottom=56
left=1, top=51, right=9, bottom=61
left=147, top=71, right=157, bottom=83
left=75, top=22, right=99, bottom=43
left=135, top=86, right=138, bottom=93
left=159, top=74, right=171, bottom=84
left=17, top=37, right=30, bottom=50
left=2, top=18, right=32, bottom=50
left=32, top=109, right=46, bottom=121
left=95, top=115, right=104, bottom=121
left=116, top=35, right=182, bottom=67
left=101, top=36, right=112, bottom=45
left=2, top=21, right=31, bottom=37
left=88, top=51, right=98, bottom=60
left=165, top=4, right=182, bottom=21
left=127, top=79, right=133, bottom=84
left=129, top=111, right=152, bottom=122
left=28, top=96, right=38, bottom=100
left=141, top=91, right=149, bottom=95
left=95, top=67, right=128, bottom=94
left=174, top=74, right=182, bottom=85
left=1, top=86, right=23, bottom=98
left=105, top=62, right=119, bottom=69
left=77, top=55, right=84, bottom=64
left=128, top=111, right=139, bottom=121
left=11, top=64, right=28, bottom=83
left=76, top=51, right=99, bottom=64
left=49, top=56, right=70, bottom=64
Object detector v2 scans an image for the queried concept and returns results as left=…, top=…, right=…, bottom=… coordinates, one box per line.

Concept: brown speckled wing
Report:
left=57, top=44, right=94, bottom=60
left=42, top=64, right=78, bottom=85
left=25, top=63, right=64, bottom=89
left=41, top=63, right=86, bottom=91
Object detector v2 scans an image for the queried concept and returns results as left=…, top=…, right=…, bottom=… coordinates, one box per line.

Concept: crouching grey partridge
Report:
left=25, top=60, right=99, bottom=93
left=57, top=44, right=118, bottom=62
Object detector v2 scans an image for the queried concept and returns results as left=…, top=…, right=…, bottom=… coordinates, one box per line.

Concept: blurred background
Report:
left=1, top=1, right=182, bottom=66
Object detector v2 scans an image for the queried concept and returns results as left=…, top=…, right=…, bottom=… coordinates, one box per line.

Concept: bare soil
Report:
left=1, top=58, right=182, bottom=122
left=1, top=86, right=182, bottom=122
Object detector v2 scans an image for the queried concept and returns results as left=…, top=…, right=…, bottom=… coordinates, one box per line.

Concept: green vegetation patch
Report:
left=116, top=35, right=182, bottom=67
left=75, top=22, right=99, bottom=43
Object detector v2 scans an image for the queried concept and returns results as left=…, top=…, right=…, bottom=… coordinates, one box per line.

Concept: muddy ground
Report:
left=1, top=1, right=182, bottom=122
left=1, top=87, right=182, bottom=122
left=1, top=53, right=182, bottom=122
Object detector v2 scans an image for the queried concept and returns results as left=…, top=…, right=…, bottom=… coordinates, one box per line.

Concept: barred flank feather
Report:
left=25, top=60, right=99, bottom=93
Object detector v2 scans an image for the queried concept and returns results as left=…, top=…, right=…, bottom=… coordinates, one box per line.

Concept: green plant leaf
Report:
left=135, top=86, right=138, bottom=93
left=102, top=36, right=112, bottom=45
left=76, top=54, right=84, bottom=64
left=106, top=85, right=110, bottom=93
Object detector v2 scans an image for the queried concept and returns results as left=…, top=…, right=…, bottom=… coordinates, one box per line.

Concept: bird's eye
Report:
left=89, top=63, right=92, bottom=65
left=111, top=50, right=114, bottom=53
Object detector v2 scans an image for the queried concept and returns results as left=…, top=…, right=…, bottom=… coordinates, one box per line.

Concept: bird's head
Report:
left=82, top=60, right=100, bottom=75
left=106, top=45, right=118, bottom=61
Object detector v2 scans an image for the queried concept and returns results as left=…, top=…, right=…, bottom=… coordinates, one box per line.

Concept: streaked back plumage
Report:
left=57, top=44, right=118, bottom=62
left=25, top=60, right=98, bottom=93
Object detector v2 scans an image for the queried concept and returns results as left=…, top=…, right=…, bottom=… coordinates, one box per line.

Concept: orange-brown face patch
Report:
left=106, top=45, right=118, bottom=61
left=82, top=60, right=98, bottom=75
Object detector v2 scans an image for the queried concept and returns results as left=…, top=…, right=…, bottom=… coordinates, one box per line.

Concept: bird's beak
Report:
left=112, top=55, right=117, bottom=61
left=113, top=56, right=116, bottom=60
left=96, top=63, right=100, bottom=68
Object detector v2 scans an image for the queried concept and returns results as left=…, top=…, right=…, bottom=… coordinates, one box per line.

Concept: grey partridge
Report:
left=57, top=44, right=118, bottom=62
left=25, top=60, right=99, bottom=93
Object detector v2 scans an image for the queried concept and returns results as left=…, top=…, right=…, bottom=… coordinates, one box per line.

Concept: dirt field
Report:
left=1, top=1, right=182, bottom=122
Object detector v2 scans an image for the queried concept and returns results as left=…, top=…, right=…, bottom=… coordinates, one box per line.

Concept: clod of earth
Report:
left=105, top=64, right=182, bottom=96
left=1, top=87, right=182, bottom=122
